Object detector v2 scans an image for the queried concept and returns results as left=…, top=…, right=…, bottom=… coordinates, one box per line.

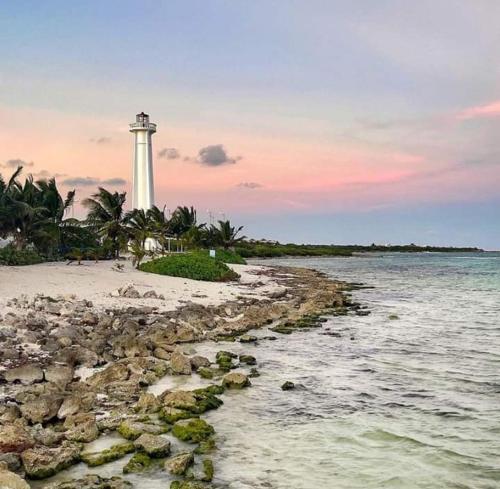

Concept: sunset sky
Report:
left=1, top=1, right=499, bottom=248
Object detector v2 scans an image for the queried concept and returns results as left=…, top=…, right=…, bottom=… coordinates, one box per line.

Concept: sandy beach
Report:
left=0, top=260, right=283, bottom=313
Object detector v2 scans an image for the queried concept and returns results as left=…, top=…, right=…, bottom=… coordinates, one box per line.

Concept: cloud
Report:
left=197, top=144, right=240, bottom=166
left=101, top=177, right=127, bottom=185
left=61, top=176, right=126, bottom=187
left=33, top=170, right=67, bottom=179
left=237, top=182, right=263, bottom=189
left=158, top=148, right=180, bottom=159
left=457, top=101, right=500, bottom=120
left=2, top=158, right=34, bottom=168
left=90, top=137, right=112, bottom=144
left=61, top=177, right=100, bottom=187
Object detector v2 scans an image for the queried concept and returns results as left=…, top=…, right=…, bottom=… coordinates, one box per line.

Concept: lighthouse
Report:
left=130, top=112, right=156, bottom=210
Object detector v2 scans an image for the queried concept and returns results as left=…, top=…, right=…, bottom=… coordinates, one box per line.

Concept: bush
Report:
left=139, top=252, right=240, bottom=282
left=0, top=246, right=45, bottom=266
left=201, top=248, right=246, bottom=265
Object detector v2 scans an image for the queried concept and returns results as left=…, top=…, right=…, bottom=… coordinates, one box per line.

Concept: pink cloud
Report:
left=457, top=100, right=500, bottom=120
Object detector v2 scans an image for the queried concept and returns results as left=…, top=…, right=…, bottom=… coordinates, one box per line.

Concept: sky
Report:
left=0, top=1, right=499, bottom=248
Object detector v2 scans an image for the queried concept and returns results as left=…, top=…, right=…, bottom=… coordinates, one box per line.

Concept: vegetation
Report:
left=139, top=252, right=240, bottom=282
left=0, top=246, right=44, bottom=266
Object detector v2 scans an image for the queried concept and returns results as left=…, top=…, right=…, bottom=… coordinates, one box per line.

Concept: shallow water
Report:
left=195, top=252, right=500, bottom=489
left=35, top=252, right=500, bottom=488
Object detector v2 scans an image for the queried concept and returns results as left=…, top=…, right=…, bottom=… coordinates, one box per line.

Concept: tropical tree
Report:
left=210, top=220, right=246, bottom=249
left=147, top=205, right=172, bottom=253
left=124, top=208, right=151, bottom=249
left=82, top=188, right=127, bottom=258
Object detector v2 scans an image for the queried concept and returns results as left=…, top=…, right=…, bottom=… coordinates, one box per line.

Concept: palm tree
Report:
left=211, top=220, right=246, bottom=249
left=82, top=188, right=127, bottom=258
left=124, top=208, right=151, bottom=249
left=147, top=205, right=172, bottom=253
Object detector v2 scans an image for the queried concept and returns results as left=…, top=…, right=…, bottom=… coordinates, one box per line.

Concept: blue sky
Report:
left=1, top=1, right=499, bottom=248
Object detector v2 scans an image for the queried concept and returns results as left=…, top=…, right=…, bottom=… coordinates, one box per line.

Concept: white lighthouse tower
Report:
left=130, top=112, right=156, bottom=210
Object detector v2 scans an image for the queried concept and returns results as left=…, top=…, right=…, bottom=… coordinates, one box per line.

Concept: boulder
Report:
left=0, top=466, right=30, bottom=489
left=164, top=451, right=194, bottom=475
left=4, top=365, right=43, bottom=385
left=57, top=391, right=96, bottom=419
left=21, top=441, right=81, bottom=479
left=162, top=390, right=197, bottom=411
left=0, top=425, right=35, bottom=454
left=239, top=334, right=258, bottom=343
left=153, top=347, right=171, bottom=360
left=20, top=394, right=64, bottom=424
left=239, top=354, right=256, bottom=365
left=170, top=350, right=192, bottom=375
left=222, top=372, right=251, bottom=389
left=190, top=356, right=210, bottom=371
left=86, top=363, right=129, bottom=388
left=172, top=419, right=215, bottom=443
left=281, top=381, right=295, bottom=391
left=117, top=420, right=169, bottom=440
left=45, top=365, right=74, bottom=388
left=42, top=474, right=132, bottom=489
left=134, top=434, right=170, bottom=458
left=122, top=453, right=152, bottom=473
left=31, top=425, right=65, bottom=447
left=64, top=413, right=99, bottom=443
left=81, top=442, right=135, bottom=467
left=134, top=393, right=161, bottom=414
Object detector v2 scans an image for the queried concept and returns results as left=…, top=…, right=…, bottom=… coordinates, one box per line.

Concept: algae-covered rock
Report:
left=81, top=442, right=135, bottom=467
left=162, top=391, right=198, bottom=411
left=117, top=419, right=169, bottom=440
left=201, top=458, right=214, bottom=482
left=190, top=356, right=210, bottom=371
left=123, top=452, right=152, bottom=473
left=134, top=433, right=170, bottom=458
left=197, top=367, right=214, bottom=379
left=215, top=351, right=236, bottom=371
left=222, top=372, right=250, bottom=389
left=249, top=368, right=260, bottom=378
left=194, top=438, right=216, bottom=454
left=43, top=474, right=132, bottom=489
left=170, top=481, right=212, bottom=489
left=164, top=451, right=194, bottom=475
left=388, top=314, right=400, bottom=320
left=238, top=354, right=256, bottom=365
left=281, top=381, right=295, bottom=391
left=21, top=441, right=81, bottom=479
left=239, top=334, right=257, bottom=343
left=172, top=419, right=215, bottom=443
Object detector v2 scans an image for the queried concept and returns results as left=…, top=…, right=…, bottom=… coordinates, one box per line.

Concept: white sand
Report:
left=0, top=259, right=282, bottom=312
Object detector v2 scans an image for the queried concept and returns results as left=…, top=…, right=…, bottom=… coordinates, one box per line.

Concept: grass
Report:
left=139, top=252, right=240, bottom=282
left=200, top=248, right=246, bottom=265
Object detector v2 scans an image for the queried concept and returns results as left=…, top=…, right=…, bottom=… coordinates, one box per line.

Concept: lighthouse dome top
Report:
left=129, top=112, right=156, bottom=133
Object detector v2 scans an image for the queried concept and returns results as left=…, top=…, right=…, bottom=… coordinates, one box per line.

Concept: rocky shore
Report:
left=0, top=265, right=363, bottom=489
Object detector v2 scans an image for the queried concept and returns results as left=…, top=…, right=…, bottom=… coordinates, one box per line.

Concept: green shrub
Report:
left=0, top=246, right=45, bottom=266
left=139, top=252, right=239, bottom=282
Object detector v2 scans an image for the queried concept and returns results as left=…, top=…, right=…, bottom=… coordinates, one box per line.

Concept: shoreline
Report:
left=0, top=262, right=362, bottom=488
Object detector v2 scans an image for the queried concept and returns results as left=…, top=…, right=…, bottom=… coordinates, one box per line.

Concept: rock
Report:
left=0, top=467, right=30, bottom=489
left=45, top=365, right=74, bottom=388
left=281, top=381, right=295, bottom=391
left=82, top=311, right=98, bottom=325
left=32, top=425, right=65, bottom=447
left=0, top=425, right=34, bottom=454
left=201, top=458, right=214, bottom=482
left=56, top=346, right=99, bottom=368
left=117, top=420, right=169, bottom=440
left=86, top=363, right=130, bottom=388
left=169, top=482, right=211, bottom=489
left=122, top=453, right=152, bottom=473
left=64, top=413, right=99, bottom=442
left=0, top=405, right=21, bottom=423
left=0, top=453, right=22, bottom=473
left=21, top=441, right=81, bottom=479
left=134, top=393, right=161, bottom=414
left=190, top=355, right=210, bottom=371
left=172, top=419, right=215, bottom=443
left=215, top=351, right=236, bottom=371
left=81, top=442, right=135, bottom=467
left=20, top=394, right=63, bottom=424
left=57, top=391, right=96, bottom=419
left=162, top=390, right=197, bottom=411
left=170, top=350, right=192, bottom=375
left=222, top=372, right=251, bottom=389
left=134, top=434, right=170, bottom=457
left=118, top=285, right=141, bottom=298
left=197, top=367, right=214, bottom=379
left=164, top=451, right=194, bottom=475
left=4, top=365, right=44, bottom=385
left=248, top=368, right=260, bottom=378
left=153, top=347, right=171, bottom=360
left=388, top=314, right=400, bottom=320
left=239, top=334, right=257, bottom=343
left=42, top=474, right=132, bottom=489
left=239, top=354, right=256, bottom=365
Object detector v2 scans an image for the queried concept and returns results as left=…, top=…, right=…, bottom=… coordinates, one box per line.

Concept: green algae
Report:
left=202, top=458, right=214, bottom=482
left=81, top=442, right=135, bottom=467
left=122, top=452, right=153, bottom=473
left=172, top=419, right=215, bottom=443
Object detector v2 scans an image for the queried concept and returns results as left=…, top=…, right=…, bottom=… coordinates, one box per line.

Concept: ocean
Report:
left=195, top=252, right=500, bottom=488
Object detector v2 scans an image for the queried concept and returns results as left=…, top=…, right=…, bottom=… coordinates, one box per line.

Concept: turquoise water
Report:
left=196, top=253, right=500, bottom=488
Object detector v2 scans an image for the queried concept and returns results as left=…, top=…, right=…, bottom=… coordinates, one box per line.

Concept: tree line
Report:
left=0, top=166, right=245, bottom=265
